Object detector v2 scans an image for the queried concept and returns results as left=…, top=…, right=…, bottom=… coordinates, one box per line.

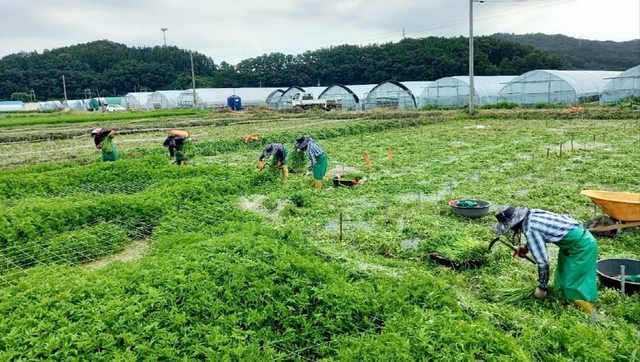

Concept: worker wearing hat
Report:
left=493, top=205, right=598, bottom=314
left=295, top=135, right=328, bottom=190
left=91, top=128, right=118, bottom=161
left=258, top=143, right=289, bottom=179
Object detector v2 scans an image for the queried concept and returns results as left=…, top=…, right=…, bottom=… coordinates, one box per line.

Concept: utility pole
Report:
left=469, top=0, right=483, bottom=115
left=62, top=75, right=68, bottom=108
left=190, top=53, right=197, bottom=108
left=161, top=28, right=168, bottom=47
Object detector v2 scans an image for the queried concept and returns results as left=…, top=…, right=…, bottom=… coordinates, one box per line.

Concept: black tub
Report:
left=596, top=258, right=640, bottom=295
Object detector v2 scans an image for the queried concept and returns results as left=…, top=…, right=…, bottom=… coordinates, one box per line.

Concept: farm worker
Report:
left=493, top=205, right=598, bottom=314
left=258, top=143, right=289, bottom=179
left=163, top=130, right=193, bottom=165
left=295, top=135, right=328, bottom=190
left=91, top=128, right=118, bottom=161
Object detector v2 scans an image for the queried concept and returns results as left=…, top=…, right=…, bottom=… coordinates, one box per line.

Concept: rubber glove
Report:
left=259, top=161, right=265, bottom=170
left=513, top=246, right=529, bottom=259
left=534, top=287, right=547, bottom=299
left=276, top=161, right=282, bottom=168
left=305, top=170, right=311, bottom=176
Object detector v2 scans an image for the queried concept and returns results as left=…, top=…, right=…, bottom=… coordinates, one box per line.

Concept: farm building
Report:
left=265, top=89, right=285, bottom=109
left=419, top=76, right=516, bottom=108
left=600, top=65, right=640, bottom=105
left=318, top=84, right=376, bottom=111
left=176, top=88, right=285, bottom=109
left=499, top=70, right=621, bottom=105
left=274, top=86, right=327, bottom=110
left=123, top=92, right=154, bottom=110
left=146, top=91, right=183, bottom=110
left=0, top=101, right=23, bottom=112
left=362, top=80, right=424, bottom=110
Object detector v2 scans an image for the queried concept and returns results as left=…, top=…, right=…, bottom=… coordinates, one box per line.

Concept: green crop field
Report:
left=0, top=108, right=639, bottom=361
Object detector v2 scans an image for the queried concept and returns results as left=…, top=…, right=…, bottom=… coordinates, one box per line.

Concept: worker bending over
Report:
left=164, top=129, right=193, bottom=165
left=258, top=143, right=289, bottom=179
left=91, top=128, right=118, bottom=161
left=295, top=135, right=328, bottom=190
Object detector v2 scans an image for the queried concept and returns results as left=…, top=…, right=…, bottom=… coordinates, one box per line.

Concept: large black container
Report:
left=449, top=199, right=492, bottom=218
left=596, top=258, right=640, bottom=295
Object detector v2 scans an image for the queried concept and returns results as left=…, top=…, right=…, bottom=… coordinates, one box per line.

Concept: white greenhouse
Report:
left=318, top=84, right=376, bottom=111
left=499, top=70, right=621, bottom=105
left=38, top=101, right=63, bottom=111
left=123, top=92, right=154, bottom=110
left=146, top=91, right=184, bottom=110
left=0, top=101, right=23, bottom=112
left=599, top=65, right=640, bottom=105
left=265, top=89, right=285, bottom=109
left=63, top=99, right=88, bottom=111
left=419, top=76, right=516, bottom=108
left=176, top=88, right=285, bottom=109
left=362, top=80, right=422, bottom=110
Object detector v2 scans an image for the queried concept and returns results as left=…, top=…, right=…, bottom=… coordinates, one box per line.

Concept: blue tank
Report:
left=227, top=95, right=242, bottom=111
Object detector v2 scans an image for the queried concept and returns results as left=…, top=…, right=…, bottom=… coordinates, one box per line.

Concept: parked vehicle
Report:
left=291, top=92, right=338, bottom=111
left=105, top=104, right=126, bottom=112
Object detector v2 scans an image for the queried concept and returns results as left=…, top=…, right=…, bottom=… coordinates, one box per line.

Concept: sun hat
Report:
left=265, top=144, right=274, bottom=154
left=91, top=127, right=102, bottom=135
left=493, top=205, right=529, bottom=235
left=295, top=135, right=310, bottom=151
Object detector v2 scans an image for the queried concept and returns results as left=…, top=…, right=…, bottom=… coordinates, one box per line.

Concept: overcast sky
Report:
left=1, top=0, right=638, bottom=65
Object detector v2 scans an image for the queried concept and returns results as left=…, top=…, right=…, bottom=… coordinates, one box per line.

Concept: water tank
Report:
left=227, top=95, right=242, bottom=111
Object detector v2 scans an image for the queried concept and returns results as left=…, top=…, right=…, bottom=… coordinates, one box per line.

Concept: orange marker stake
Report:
left=364, top=152, right=371, bottom=167
left=388, top=148, right=394, bottom=164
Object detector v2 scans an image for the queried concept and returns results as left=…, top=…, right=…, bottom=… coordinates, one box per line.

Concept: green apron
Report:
left=101, top=136, right=118, bottom=162
left=554, top=228, right=598, bottom=302
left=175, top=138, right=194, bottom=164
left=271, top=147, right=289, bottom=167
left=313, top=154, right=328, bottom=180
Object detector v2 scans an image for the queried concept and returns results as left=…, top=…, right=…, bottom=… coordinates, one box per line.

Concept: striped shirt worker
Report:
left=305, top=140, right=325, bottom=172
left=522, top=209, right=582, bottom=290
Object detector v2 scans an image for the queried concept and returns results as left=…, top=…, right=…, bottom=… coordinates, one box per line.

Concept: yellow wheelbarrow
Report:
left=580, top=190, right=640, bottom=236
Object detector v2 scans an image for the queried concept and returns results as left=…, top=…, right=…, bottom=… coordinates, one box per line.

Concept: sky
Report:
left=0, top=0, right=638, bottom=65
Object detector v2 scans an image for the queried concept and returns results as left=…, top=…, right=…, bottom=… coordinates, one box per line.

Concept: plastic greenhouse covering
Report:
left=176, top=88, right=285, bottom=108
left=499, top=70, right=621, bottom=105
left=38, top=101, right=63, bottom=111
left=62, top=99, right=87, bottom=111
left=146, top=91, right=183, bottom=110
left=123, top=92, right=154, bottom=110
left=362, top=80, right=421, bottom=110
left=318, top=84, right=376, bottom=110
left=599, top=65, right=640, bottom=105
left=265, top=89, right=284, bottom=109
left=419, top=76, right=515, bottom=108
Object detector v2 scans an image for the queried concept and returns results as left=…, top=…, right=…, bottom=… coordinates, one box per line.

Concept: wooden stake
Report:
left=571, top=139, right=574, bottom=152
left=388, top=148, right=393, bottom=164
left=547, top=148, right=550, bottom=159
left=385, top=199, right=390, bottom=225
left=363, top=152, right=371, bottom=168
left=559, top=143, right=563, bottom=157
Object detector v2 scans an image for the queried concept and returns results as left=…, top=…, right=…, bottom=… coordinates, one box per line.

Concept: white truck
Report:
left=291, top=92, right=338, bottom=111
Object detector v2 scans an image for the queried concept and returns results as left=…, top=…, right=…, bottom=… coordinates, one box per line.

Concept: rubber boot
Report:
left=282, top=165, right=289, bottom=180
left=572, top=300, right=594, bottom=315
left=314, top=180, right=322, bottom=190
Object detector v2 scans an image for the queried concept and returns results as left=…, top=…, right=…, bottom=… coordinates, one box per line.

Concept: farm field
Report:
left=0, top=109, right=639, bottom=361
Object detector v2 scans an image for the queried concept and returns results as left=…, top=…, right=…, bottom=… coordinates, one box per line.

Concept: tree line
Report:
left=0, top=34, right=624, bottom=101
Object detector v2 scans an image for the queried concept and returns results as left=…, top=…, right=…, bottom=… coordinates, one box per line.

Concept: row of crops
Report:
left=0, top=110, right=639, bottom=360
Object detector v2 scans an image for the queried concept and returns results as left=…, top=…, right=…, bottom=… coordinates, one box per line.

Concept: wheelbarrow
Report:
left=580, top=190, right=640, bottom=236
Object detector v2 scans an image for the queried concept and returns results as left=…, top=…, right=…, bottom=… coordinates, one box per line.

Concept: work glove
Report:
left=534, top=287, right=547, bottom=299
left=513, top=246, right=529, bottom=259
left=304, top=170, right=311, bottom=177
left=259, top=161, right=265, bottom=170
left=276, top=161, right=282, bottom=168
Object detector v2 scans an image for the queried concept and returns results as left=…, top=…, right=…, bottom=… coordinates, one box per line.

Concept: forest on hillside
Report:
left=491, top=33, right=639, bottom=71
left=1, top=33, right=630, bottom=101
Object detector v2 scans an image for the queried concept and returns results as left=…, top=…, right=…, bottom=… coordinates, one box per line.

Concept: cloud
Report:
left=0, top=0, right=638, bottom=64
